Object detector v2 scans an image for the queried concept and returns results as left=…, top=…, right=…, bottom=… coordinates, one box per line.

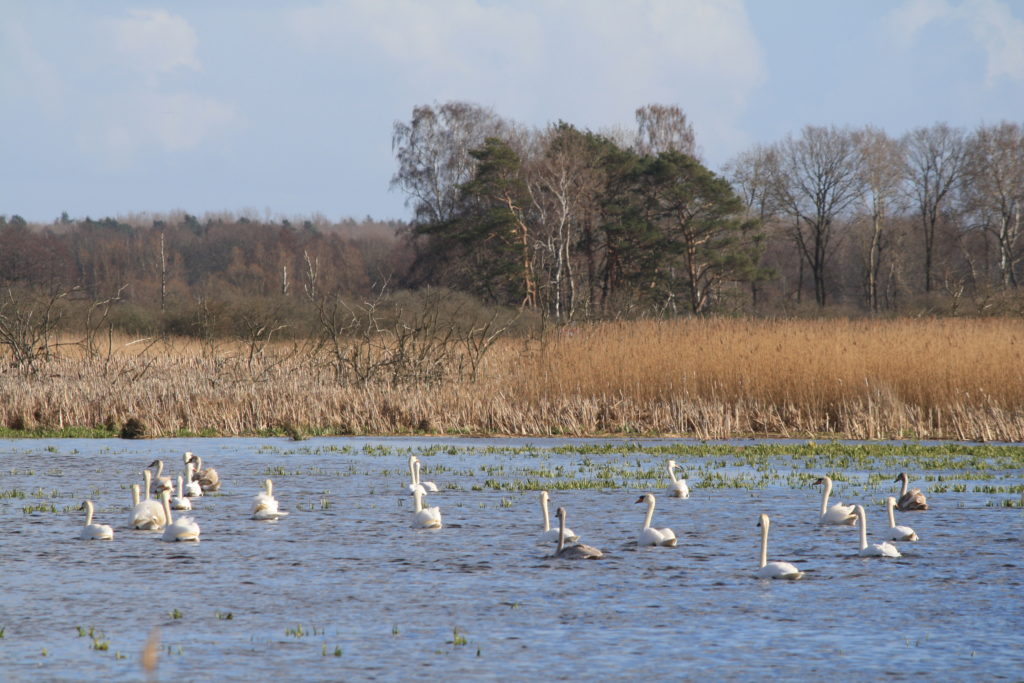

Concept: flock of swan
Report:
left=76, top=451, right=930, bottom=578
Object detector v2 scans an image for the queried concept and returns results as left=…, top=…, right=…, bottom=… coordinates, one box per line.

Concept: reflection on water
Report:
left=0, top=437, right=1021, bottom=681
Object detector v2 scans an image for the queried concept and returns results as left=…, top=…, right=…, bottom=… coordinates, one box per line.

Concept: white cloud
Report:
left=107, top=9, right=201, bottom=78
left=883, top=0, right=951, bottom=45
left=965, top=0, right=1024, bottom=83
left=284, top=0, right=765, bottom=162
left=86, top=91, right=238, bottom=167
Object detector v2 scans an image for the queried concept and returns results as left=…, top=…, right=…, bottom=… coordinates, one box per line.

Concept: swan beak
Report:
left=812, top=478, right=824, bottom=485
left=634, top=496, right=645, bottom=504
left=893, top=474, right=902, bottom=482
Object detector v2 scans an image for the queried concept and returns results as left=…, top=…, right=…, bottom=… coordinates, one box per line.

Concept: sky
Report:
left=2, top=0, right=1023, bottom=224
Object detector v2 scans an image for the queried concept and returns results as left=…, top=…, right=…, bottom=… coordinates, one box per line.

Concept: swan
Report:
left=635, top=493, right=677, bottom=547
left=413, top=458, right=439, bottom=493
left=252, top=479, right=289, bottom=520
left=553, top=507, right=603, bottom=559
left=187, top=454, right=221, bottom=492
left=129, top=471, right=167, bottom=530
left=539, top=490, right=579, bottom=544
left=160, top=490, right=200, bottom=542
left=79, top=500, right=114, bottom=540
left=148, top=459, right=174, bottom=495
left=895, top=472, right=928, bottom=511
left=813, top=476, right=857, bottom=525
left=755, top=514, right=803, bottom=579
left=666, top=460, right=690, bottom=498
left=854, top=505, right=900, bottom=558
left=411, top=486, right=442, bottom=529
left=170, top=475, right=192, bottom=511
left=183, top=462, right=203, bottom=498
left=405, top=455, right=420, bottom=493
left=885, top=496, right=919, bottom=541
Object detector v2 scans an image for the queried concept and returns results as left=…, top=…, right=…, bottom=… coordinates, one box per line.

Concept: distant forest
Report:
left=2, top=102, right=1022, bottom=339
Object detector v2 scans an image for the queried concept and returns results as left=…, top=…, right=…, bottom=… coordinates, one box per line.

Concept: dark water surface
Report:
left=0, top=437, right=1021, bottom=681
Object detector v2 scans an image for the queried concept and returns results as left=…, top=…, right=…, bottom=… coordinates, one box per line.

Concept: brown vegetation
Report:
left=1, top=318, right=1021, bottom=441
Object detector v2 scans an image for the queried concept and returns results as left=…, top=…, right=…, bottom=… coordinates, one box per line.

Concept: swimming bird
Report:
left=411, top=486, right=442, bottom=529
left=635, top=493, right=677, bottom=547
left=854, top=505, right=900, bottom=558
left=813, top=476, right=857, bottom=525
left=666, top=460, right=690, bottom=499
left=160, top=490, right=200, bottom=542
left=79, top=500, right=114, bottom=540
left=539, top=490, right=579, bottom=544
left=756, top=514, right=803, bottom=579
left=187, top=453, right=221, bottom=493
left=170, top=475, right=192, bottom=511
left=183, top=462, right=202, bottom=498
left=148, top=459, right=174, bottom=496
left=553, top=507, right=603, bottom=559
left=412, top=458, right=439, bottom=493
left=129, top=472, right=167, bottom=530
left=885, top=496, right=919, bottom=541
left=252, top=479, right=289, bottom=520
left=894, top=472, right=928, bottom=511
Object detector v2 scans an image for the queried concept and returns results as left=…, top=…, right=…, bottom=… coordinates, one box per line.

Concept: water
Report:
left=1, top=437, right=1022, bottom=681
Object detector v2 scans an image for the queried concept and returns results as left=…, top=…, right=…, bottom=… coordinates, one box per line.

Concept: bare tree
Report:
left=854, top=127, right=906, bottom=312
left=903, top=123, right=967, bottom=293
left=962, top=121, right=1024, bottom=288
left=391, top=101, right=507, bottom=226
left=771, top=126, right=862, bottom=306
left=635, top=104, right=697, bottom=158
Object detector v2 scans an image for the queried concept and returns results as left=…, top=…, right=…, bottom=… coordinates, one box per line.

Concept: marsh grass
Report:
left=1, top=318, right=1022, bottom=440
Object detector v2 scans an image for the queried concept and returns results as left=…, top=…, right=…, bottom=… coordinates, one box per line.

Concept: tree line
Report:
left=1, top=102, right=1021, bottom=340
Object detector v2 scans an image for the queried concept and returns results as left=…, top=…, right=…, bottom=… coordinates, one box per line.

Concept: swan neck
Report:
left=266, top=479, right=273, bottom=497
left=409, top=457, right=417, bottom=485
left=820, top=478, right=831, bottom=517
left=414, top=461, right=421, bottom=486
left=413, top=489, right=423, bottom=513
left=857, top=507, right=868, bottom=550
left=643, top=497, right=655, bottom=529
left=84, top=501, right=94, bottom=526
left=155, top=460, right=163, bottom=478
left=162, top=493, right=173, bottom=525
left=557, top=511, right=566, bottom=553
left=887, top=499, right=897, bottom=528
left=899, top=476, right=908, bottom=497
left=143, top=470, right=152, bottom=500
left=668, top=464, right=678, bottom=484
left=541, top=496, right=551, bottom=532
left=759, top=524, right=768, bottom=568
left=177, top=475, right=184, bottom=497
left=131, top=484, right=140, bottom=507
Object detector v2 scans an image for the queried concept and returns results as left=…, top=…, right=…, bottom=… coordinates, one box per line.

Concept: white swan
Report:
left=539, top=490, right=579, bottom=544
left=411, top=486, right=442, bottom=529
left=160, top=490, right=200, bottom=542
left=895, top=472, right=928, bottom=511
left=405, top=455, right=420, bottom=493
left=854, top=505, right=900, bottom=557
left=814, top=476, right=857, bottom=525
left=885, top=496, right=919, bottom=541
left=756, top=514, right=803, bottom=579
left=635, top=493, right=677, bottom=547
left=187, top=453, right=220, bottom=492
left=413, top=458, right=439, bottom=493
left=183, top=462, right=203, bottom=498
left=170, top=475, right=192, bottom=511
left=666, top=460, right=690, bottom=498
left=553, top=507, right=603, bottom=559
left=79, top=500, right=114, bottom=540
left=148, top=459, right=174, bottom=495
left=129, top=471, right=167, bottom=530
left=252, top=479, right=289, bottom=520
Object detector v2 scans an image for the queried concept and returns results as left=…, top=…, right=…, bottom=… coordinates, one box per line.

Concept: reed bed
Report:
left=1, top=318, right=1022, bottom=441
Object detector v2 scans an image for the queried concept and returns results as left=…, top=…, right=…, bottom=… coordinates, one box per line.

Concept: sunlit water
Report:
left=1, top=437, right=1022, bottom=681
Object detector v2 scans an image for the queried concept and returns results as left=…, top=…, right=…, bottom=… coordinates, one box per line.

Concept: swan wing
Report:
left=822, top=503, right=857, bottom=525
left=422, top=481, right=439, bottom=493
left=171, top=497, right=192, bottom=511
left=556, top=543, right=603, bottom=559
left=541, top=528, right=580, bottom=544
left=639, top=527, right=676, bottom=547
left=668, top=481, right=690, bottom=498
left=81, top=523, right=114, bottom=540
left=253, top=508, right=289, bottom=520
left=887, top=525, right=918, bottom=542
left=163, top=518, right=200, bottom=541
left=757, top=561, right=803, bottom=579
left=131, top=501, right=167, bottom=529
left=897, top=490, right=928, bottom=511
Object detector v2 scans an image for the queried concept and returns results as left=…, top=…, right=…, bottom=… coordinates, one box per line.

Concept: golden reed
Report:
left=2, top=318, right=1022, bottom=441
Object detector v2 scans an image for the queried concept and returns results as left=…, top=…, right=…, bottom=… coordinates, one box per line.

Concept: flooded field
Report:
left=1, top=437, right=1022, bottom=681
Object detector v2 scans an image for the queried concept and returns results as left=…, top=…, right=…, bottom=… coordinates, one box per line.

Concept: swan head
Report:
left=667, top=460, right=677, bottom=469
left=555, top=506, right=566, bottom=520
left=79, top=500, right=92, bottom=512
left=148, top=459, right=162, bottom=468
left=757, top=513, right=769, bottom=529
left=540, top=490, right=550, bottom=502
left=886, top=496, right=897, bottom=508
left=894, top=472, right=908, bottom=483
left=813, top=476, right=830, bottom=486
left=635, top=493, right=654, bottom=505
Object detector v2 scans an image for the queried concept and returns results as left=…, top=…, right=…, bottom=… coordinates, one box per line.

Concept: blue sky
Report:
left=3, top=0, right=1022, bottom=224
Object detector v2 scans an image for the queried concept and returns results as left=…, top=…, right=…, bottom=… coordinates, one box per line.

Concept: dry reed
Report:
left=2, top=318, right=1022, bottom=441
